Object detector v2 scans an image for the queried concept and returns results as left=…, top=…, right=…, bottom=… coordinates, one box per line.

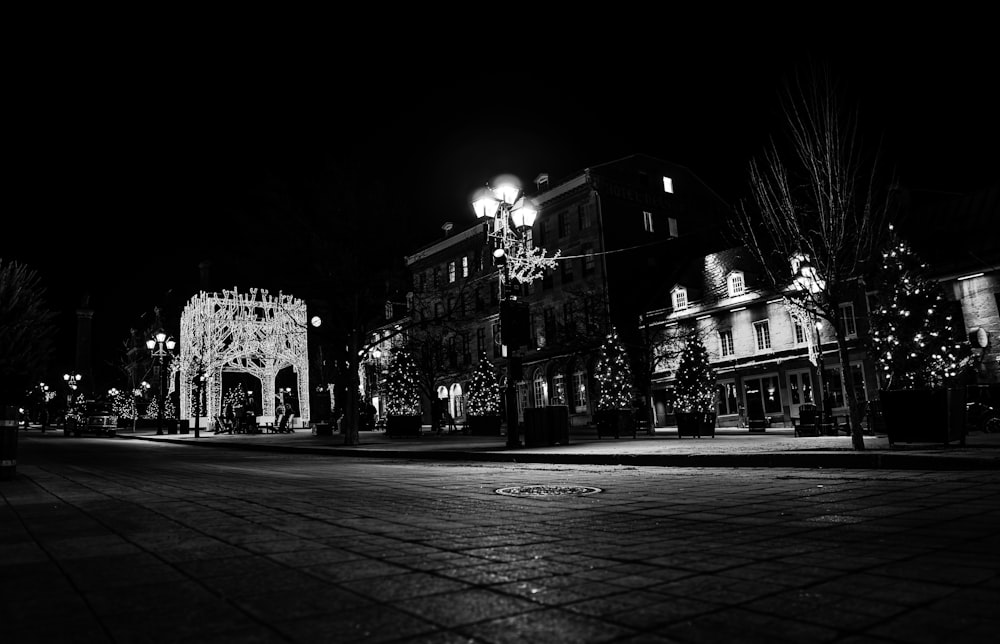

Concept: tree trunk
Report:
left=835, top=331, right=865, bottom=450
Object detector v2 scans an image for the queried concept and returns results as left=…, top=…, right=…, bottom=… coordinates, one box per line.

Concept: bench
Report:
left=793, top=404, right=839, bottom=437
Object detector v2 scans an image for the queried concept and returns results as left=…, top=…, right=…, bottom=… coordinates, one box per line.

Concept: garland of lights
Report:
left=868, top=226, right=964, bottom=390
left=466, top=353, right=501, bottom=416
left=595, top=327, right=635, bottom=411
left=674, top=339, right=717, bottom=413
left=384, top=349, right=421, bottom=416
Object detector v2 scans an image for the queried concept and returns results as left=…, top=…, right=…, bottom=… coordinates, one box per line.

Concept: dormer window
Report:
left=672, top=286, right=688, bottom=311
left=727, top=271, right=745, bottom=297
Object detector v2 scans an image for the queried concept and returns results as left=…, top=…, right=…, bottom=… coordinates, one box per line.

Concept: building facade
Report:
left=363, top=154, right=731, bottom=428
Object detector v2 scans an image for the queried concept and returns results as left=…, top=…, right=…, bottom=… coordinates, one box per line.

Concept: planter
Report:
left=466, top=415, right=502, bottom=436
left=676, top=411, right=716, bottom=438
left=594, top=409, right=636, bottom=439
left=386, top=414, right=422, bottom=437
left=524, top=406, right=571, bottom=446
left=880, top=388, right=966, bottom=447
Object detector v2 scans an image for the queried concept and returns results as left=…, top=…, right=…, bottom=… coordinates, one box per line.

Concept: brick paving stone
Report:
left=397, top=588, right=541, bottom=629
left=460, top=607, right=638, bottom=643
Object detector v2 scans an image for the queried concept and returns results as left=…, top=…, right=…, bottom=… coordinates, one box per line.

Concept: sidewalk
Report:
left=100, top=423, right=1000, bottom=470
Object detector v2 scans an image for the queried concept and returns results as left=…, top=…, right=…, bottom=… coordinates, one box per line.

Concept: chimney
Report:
left=534, top=173, right=549, bottom=191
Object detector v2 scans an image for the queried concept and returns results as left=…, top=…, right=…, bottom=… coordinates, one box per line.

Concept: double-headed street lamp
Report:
left=63, top=373, right=82, bottom=410
left=146, top=331, right=176, bottom=435
left=473, top=181, right=538, bottom=448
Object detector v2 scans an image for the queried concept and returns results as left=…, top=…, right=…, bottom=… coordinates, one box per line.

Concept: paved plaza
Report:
left=2, top=429, right=999, bottom=643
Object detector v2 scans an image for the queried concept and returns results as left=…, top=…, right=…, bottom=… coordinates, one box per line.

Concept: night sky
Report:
left=5, top=27, right=997, bottom=386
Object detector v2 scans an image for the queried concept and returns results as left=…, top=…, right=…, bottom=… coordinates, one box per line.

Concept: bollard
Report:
left=1, top=405, right=19, bottom=480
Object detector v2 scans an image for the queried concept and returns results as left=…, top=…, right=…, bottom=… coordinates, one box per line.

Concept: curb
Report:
left=120, top=435, right=1000, bottom=470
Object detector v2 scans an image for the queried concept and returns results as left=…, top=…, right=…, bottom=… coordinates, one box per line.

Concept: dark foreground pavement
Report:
left=3, top=428, right=999, bottom=643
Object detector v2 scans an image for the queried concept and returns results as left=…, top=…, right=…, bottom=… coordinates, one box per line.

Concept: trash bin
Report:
left=1, top=405, right=18, bottom=480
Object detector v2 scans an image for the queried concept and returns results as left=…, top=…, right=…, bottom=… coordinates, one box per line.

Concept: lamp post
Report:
left=39, top=382, right=51, bottom=431
left=473, top=181, right=538, bottom=448
left=63, top=373, right=82, bottom=407
left=133, top=382, right=150, bottom=432
left=146, top=331, right=176, bottom=435
left=793, top=256, right=827, bottom=431
left=192, top=370, right=206, bottom=439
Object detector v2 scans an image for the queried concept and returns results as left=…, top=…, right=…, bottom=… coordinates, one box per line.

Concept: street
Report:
left=3, top=433, right=999, bottom=643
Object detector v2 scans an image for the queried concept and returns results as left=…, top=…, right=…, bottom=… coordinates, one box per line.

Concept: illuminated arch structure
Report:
left=178, top=287, right=310, bottom=428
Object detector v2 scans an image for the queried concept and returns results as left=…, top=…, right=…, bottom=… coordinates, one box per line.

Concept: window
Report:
left=578, top=204, right=591, bottom=229
left=572, top=368, right=588, bottom=412
left=840, top=303, right=857, bottom=338
left=533, top=371, right=548, bottom=407
left=866, top=290, right=879, bottom=315
left=492, top=321, right=501, bottom=358
left=518, top=382, right=531, bottom=414
left=561, top=256, right=573, bottom=283
left=462, top=256, right=469, bottom=278
left=643, top=210, right=655, bottom=232
left=727, top=271, right=745, bottom=297
left=385, top=301, right=393, bottom=320
left=563, top=300, right=576, bottom=335
left=477, top=327, right=486, bottom=354
left=448, top=261, right=456, bottom=283
left=716, top=381, right=739, bottom=416
left=552, top=373, right=566, bottom=405
left=433, top=267, right=441, bottom=288
left=793, top=319, right=806, bottom=345
left=672, top=287, right=688, bottom=311
left=558, top=211, right=569, bottom=237
left=744, top=375, right=782, bottom=414
left=668, top=217, right=678, bottom=238
left=583, top=244, right=595, bottom=274
left=719, top=329, right=734, bottom=357
left=753, top=320, right=771, bottom=351
left=663, top=176, right=674, bottom=193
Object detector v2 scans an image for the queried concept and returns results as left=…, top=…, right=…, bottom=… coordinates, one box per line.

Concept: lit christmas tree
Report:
left=111, top=390, right=137, bottom=419
left=674, top=338, right=716, bottom=413
left=868, top=225, right=964, bottom=390
left=144, top=396, right=176, bottom=419
left=466, top=354, right=501, bottom=416
left=385, top=349, right=421, bottom=415
left=595, top=327, right=635, bottom=410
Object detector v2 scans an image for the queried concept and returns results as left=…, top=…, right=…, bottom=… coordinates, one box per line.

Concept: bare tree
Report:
left=0, top=259, right=57, bottom=407
left=732, top=66, right=892, bottom=450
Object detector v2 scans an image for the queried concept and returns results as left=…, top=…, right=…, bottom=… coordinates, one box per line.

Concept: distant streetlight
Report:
left=473, top=180, right=538, bottom=448
left=147, top=331, right=177, bottom=435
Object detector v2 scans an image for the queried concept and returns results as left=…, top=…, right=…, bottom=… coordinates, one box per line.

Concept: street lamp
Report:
left=191, top=370, right=207, bottom=439
left=38, top=382, right=51, bottom=431
left=133, top=381, right=150, bottom=432
left=63, top=373, right=82, bottom=411
left=793, top=255, right=827, bottom=431
left=473, top=181, right=538, bottom=448
left=146, top=331, right=176, bottom=435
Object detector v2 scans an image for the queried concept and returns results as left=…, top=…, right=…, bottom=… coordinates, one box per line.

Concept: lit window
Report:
left=754, top=320, right=771, bottom=351
left=533, top=372, right=548, bottom=407
left=552, top=373, right=566, bottom=405
left=840, top=303, right=857, bottom=338
left=462, top=256, right=469, bottom=277
left=672, top=287, right=688, bottom=311
left=573, top=368, right=588, bottom=412
left=663, top=176, right=673, bottom=193
left=719, top=329, right=734, bottom=357
left=643, top=211, right=654, bottom=232
left=727, top=271, right=745, bottom=297
left=448, top=262, right=456, bottom=283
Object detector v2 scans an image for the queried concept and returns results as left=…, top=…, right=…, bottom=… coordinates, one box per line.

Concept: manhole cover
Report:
left=495, top=485, right=603, bottom=498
